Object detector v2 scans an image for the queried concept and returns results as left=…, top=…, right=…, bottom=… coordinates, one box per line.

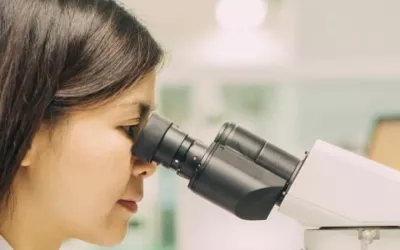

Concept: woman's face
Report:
left=15, top=73, right=158, bottom=246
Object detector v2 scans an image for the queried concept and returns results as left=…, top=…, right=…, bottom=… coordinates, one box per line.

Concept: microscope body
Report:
left=132, top=112, right=400, bottom=250
left=280, top=139, right=400, bottom=228
left=280, top=140, right=400, bottom=250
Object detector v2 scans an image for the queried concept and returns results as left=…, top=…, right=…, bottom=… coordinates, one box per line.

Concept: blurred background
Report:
left=64, top=0, right=400, bottom=249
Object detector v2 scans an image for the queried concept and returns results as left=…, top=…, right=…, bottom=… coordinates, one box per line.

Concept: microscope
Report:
left=132, top=112, right=400, bottom=250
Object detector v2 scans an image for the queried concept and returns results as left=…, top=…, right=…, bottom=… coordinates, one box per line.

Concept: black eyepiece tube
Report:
left=132, top=112, right=297, bottom=221
left=132, top=112, right=204, bottom=180
left=215, top=123, right=300, bottom=181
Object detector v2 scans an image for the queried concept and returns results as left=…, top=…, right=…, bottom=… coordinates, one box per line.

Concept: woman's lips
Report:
left=117, top=200, right=138, bottom=213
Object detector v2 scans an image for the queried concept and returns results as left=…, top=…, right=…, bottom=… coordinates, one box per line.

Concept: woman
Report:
left=0, top=0, right=164, bottom=249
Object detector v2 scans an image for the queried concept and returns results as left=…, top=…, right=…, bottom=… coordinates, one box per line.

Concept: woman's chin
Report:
left=80, top=221, right=130, bottom=247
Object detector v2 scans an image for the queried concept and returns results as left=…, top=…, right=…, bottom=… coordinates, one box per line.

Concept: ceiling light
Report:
left=215, top=0, right=268, bottom=30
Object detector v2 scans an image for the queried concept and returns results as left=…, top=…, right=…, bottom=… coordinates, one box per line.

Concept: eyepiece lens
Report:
left=132, top=112, right=172, bottom=162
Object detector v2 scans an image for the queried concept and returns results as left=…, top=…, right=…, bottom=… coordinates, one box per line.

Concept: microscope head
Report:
left=132, top=112, right=299, bottom=220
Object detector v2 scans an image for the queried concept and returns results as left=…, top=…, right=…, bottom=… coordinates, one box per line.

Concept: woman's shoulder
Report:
left=0, top=234, right=12, bottom=249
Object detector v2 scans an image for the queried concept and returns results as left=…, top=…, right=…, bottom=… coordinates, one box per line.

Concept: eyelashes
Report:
left=121, top=125, right=138, bottom=138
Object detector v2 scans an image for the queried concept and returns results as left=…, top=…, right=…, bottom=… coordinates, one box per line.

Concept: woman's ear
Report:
left=21, top=140, right=38, bottom=168
left=20, top=126, right=47, bottom=168
left=21, top=144, right=35, bottom=167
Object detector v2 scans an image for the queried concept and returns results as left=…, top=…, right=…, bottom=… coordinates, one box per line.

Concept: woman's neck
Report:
left=0, top=200, right=66, bottom=250
left=0, top=221, right=64, bottom=250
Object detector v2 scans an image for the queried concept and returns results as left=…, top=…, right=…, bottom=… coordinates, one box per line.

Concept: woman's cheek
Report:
left=97, top=130, right=133, bottom=182
left=65, top=128, right=132, bottom=202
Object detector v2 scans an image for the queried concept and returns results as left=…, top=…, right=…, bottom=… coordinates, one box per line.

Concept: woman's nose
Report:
left=132, top=159, right=157, bottom=178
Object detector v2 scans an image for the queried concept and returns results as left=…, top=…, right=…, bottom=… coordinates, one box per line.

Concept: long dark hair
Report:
left=0, top=0, right=164, bottom=212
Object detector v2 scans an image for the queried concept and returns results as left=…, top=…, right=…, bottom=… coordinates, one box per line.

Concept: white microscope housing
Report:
left=279, top=140, right=400, bottom=250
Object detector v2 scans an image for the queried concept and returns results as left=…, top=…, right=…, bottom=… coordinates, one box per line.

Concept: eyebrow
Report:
left=118, top=101, right=156, bottom=116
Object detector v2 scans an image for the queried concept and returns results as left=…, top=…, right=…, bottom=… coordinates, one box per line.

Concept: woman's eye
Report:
left=121, top=125, right=138, bottom=138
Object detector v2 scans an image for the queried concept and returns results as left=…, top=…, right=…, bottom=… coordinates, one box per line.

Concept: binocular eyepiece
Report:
left=132, top=112, right=301, bottom=220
